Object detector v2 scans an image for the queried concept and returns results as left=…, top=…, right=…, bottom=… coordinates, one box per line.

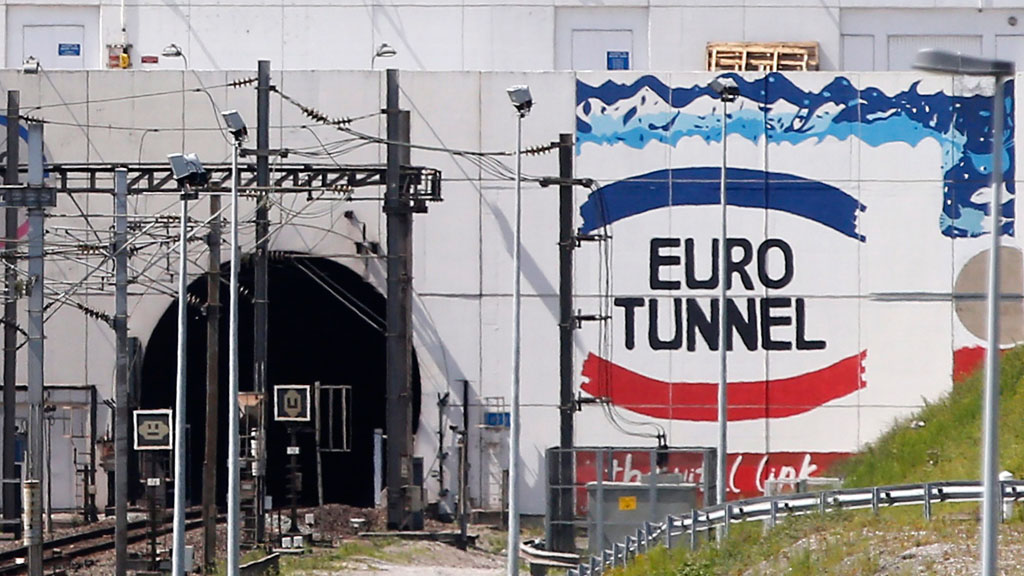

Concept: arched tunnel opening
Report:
left=139, top=253, right=420, bottom=508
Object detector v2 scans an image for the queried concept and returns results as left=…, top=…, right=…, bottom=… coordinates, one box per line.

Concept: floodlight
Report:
left=507, top=85, right=533, bottom=116
left=221, top=110, right=248, bottom=142
left=710, top=77, right=739, bottom=102
left=167, top=153, right=208, bottom=189
left=162, top=44, right=184, bottom=58
left=22, top=57, right=39, bottom=75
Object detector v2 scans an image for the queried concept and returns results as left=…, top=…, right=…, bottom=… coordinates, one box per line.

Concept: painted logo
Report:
left=577, top=167, right=867, bottom=421
left=575, top=73, right=1014, bottom=423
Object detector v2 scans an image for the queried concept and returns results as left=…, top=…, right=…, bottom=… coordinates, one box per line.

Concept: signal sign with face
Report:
left=274, top=385, right=311, bottom=422
left=134, top=409, right=173, bottom=450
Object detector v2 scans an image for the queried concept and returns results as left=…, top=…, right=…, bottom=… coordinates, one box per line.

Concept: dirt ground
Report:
left=320, top=540, right=505, bottom=576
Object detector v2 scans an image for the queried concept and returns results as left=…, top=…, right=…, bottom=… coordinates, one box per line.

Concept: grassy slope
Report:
left=834, top=346, right=1024, bottom=486
left=611, top=346, right=1024, bottom=576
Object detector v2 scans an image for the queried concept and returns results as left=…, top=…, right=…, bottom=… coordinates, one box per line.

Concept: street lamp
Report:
left=221, top=109, right=247, bottom=576
left=913, top=48, right=1014, bottom=576
left=709, top=76, right=737, bottom=510
left=162, top=43, right=188, bottom=69
left=372, top=43, right=397, bottom=68
left=166, top=152, right=206, bottom=576
left=506, top=83, right=532, bottom=576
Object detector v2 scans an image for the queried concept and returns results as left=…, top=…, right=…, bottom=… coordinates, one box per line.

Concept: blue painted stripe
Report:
left=579, top=167, right=866, bottom=242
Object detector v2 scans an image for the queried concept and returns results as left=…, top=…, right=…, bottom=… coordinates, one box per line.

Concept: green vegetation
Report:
left=834, top=346, right=1024, bottom=486
left=610, top=346, right=1024, bottom=575
left=278, top=538, right=395, bottom=575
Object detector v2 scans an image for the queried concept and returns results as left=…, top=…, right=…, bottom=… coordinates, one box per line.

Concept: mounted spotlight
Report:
left=167, top=153, right=208, bottom=198
left=23, top=56, right=40, bottom=75
left=162, top=44, right=184, bottom=58
left=221, top=110, right=248, bottom=142
left=710, top=77, right=739, bottom=102
left=506, top=85, right=533, bottom=117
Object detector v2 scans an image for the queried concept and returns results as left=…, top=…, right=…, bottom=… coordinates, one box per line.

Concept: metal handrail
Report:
left=561, top=479, right=1024, bottom=576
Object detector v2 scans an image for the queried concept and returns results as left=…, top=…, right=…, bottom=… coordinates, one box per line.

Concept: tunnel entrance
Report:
left=139, top=254, right=420, bottom=508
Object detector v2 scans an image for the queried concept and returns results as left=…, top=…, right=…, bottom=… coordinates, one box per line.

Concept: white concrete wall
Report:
left=0, top=68, right=1019, bottom=513
left=4, top=2, right=1024, bottom=72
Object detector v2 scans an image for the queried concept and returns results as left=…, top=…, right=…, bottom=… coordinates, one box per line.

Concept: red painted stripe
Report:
left=580, top=351, right=867, bottom=421
left=0, top=220, right=30, bottom=250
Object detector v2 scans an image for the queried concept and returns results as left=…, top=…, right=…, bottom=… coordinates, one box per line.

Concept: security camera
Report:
left=167, top=153, right=209, bottom=193
left=221, top=110, right=248, bottom=142
left=507, top=85, right=533, bottom=116
left=709, top=77, right=739, bottom=102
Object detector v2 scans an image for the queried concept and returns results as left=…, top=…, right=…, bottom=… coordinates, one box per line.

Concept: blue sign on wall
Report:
left=58, top=43, right=81, bottom=57
left=484, top=412, right=510, bottom=427
left=607, top=51, right=630, bottom=70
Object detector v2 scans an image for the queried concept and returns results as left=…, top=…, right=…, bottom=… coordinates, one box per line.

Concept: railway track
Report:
left=0, top=509, right=206, bottom=575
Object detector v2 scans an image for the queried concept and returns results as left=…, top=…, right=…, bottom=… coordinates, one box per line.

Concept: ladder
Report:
left=239, top=429, right=261, bottom=546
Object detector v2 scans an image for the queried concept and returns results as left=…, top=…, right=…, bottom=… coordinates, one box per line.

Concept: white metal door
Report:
left=23, top=25, right=85, bottom=70
left=571, top=30, right=633, bottom=71
left=996, top=35, right=1024, bottom=67
left=842, top=34, right=875, bottom=71
left=887, top=34, right=982, bottom=71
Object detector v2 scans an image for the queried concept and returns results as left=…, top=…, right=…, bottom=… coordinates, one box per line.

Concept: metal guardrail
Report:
left=558, top=479, right=1024, bottom=576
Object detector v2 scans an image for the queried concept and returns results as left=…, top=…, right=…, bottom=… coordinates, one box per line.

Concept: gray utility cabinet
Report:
left=586, top=474, right=698, bottom=554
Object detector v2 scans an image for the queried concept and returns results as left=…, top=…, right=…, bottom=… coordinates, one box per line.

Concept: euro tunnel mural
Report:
left=573, top=72, right=1017, bottom=496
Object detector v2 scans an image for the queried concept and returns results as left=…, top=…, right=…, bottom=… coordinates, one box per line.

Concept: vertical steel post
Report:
left=980, top=74, right=1007, bottom=576
left=555, top=132, right=575, bottom=553
left=203, top=191, right=221, bottom=572
left=227, top=140, right=242, bottom=576
left=315, top=382, right=324, bottom=507
left=113, top=168, right=128, bottom=576
left=717, top=99, right=729, bottom=509
left=459, top=379, right=469, bottom=550
left=373, top=428, right=383, bottom=508
left=507, top=106, right=525, bottom=576
left=385, top=68, right=413, bottom=529
left=171, top=191, right=190, bottom=576
left=594, top=451, right=604, bottom=558
left=3, top=91, right=19, bottom=527
left=24, top=122, right=43, bottom=576
left=253, top=59, right=271, bottom=543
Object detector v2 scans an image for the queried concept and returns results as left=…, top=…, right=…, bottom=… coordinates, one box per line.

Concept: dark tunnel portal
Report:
left=140, top=254, right=420, bottom=508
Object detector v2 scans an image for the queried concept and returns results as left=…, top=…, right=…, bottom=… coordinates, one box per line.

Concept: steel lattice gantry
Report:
left=36, top=163, right=442, bottom=207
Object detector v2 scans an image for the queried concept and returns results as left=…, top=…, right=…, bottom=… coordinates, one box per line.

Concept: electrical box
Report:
left=106, top=43, right=131, bottom=69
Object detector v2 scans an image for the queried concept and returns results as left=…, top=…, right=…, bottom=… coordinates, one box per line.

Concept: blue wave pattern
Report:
left=576, top=74, right=1015, bottom=238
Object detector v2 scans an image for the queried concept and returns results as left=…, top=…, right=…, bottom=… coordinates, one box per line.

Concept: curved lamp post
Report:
left=913, top=48, right=1014, bottom=576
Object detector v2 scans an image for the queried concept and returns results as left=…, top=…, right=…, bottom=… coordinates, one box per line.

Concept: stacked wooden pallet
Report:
left=707, top=42, right=820, bottom=71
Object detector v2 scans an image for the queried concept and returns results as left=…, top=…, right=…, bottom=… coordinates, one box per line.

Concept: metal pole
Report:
left=171, top=192, right=190, bottom=576
left=373, top=428, right=383, bottom=507
left=288, top=427, right=299, bottom=533
left=716, top=98, right=729, bottom=508
left=384, top=68, right=413, bottom=530
left=980, top=74, right=1006, bottom=576
left=459, top=378, right=469, bottom=550
left=253, top=60, right=270, bottom=542
left=555, top=132, right=575, bottom=553
left=203, top=191, right=221, bottom=573
left=113, top=168, right=128, bottom=576
left=315, top=382, right=324, bottom=507
left=507, top=109, right=524, bottom=576
left=25, top=122, right=43, bottom=576
left=3, top=90, right=20, bottom=528
left=227, top=141, right=241, bottom=576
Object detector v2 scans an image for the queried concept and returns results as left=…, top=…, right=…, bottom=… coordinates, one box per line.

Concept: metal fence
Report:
left=560, top=479, right=1024, bottom=576
left=544, top=446, right=717, bottom=554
